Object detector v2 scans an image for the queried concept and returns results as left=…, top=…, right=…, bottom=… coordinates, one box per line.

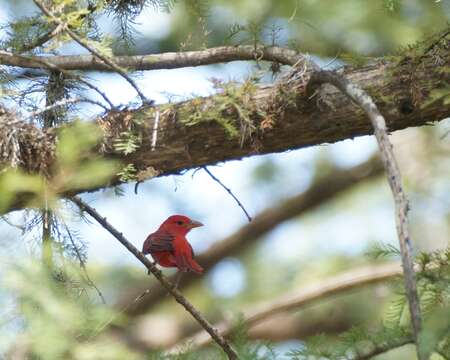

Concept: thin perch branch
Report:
left=202, top=166, right=252, bottom=222
left=173, top=262, right=403, bottom=350
left=70, top=196, right=238, bottom=360
left=307, top=70, right=424, bottom=360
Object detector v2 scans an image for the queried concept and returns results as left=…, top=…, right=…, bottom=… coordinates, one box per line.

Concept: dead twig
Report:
left=307, top=70, right=424, bottom=360
left=203, top=166, right=252, bottom=222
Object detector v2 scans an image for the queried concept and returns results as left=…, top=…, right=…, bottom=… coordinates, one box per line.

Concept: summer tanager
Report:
left=142, top=215, right=204, bottom=274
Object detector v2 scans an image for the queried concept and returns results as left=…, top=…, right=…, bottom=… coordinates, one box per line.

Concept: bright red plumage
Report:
left=142, top=215, right=204, bottom=274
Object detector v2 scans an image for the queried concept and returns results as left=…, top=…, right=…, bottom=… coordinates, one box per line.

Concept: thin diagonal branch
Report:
left=32, top=0, right=150, bottom=105
left=202, top=166, right=252, bottom=222
left=307, top=70, right=424, bottom=360
left=70, top=196, right=238, bottom=360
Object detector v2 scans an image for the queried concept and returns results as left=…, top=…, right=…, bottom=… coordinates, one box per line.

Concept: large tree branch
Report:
left=119, top=156, right=384, bottom=316
left=1, top=36, right=448, bottom=214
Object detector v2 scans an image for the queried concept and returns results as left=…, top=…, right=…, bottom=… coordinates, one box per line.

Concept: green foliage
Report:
left=114, top=130, right=141, bottom=155
left=3, top=260, right=140, bottom=360
left=117, top=163, right=138, bottom=182
left=0, top=170, right=45, bottom=212
left=0, top=15, right=51, bottom=52
left=224, top=21, right=263, bottom=47
left=179, top=78, right=260, bottom=144
left=423, top=86, right=450, bottom=108
left=289, top=248, right=450, bottom=359
left=383, top=0, right=402, bottom=12
left=365, top=242, right=401, bottom=260
left=55, top=121, right=118, bottom=191
left=230, top=317, right=278, bottom=360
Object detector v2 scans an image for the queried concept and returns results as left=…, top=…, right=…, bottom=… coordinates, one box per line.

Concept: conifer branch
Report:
left=306, top=70, right=424, bottom=360
left=0, top=50, right=115, bottom=109
left=18, top=23, right=64, bottom=53
left=70, top=196, right=238, bottom=360
left=32, top=0, right=151, bottom=105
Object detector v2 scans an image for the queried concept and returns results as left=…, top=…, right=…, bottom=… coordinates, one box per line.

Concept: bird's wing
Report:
left=188, top=243, right=195, bottom=257
left=142, top=231, right=174, bottom=254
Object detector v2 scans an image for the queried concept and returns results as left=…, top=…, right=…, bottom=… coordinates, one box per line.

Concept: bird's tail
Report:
left=175, top=253, right=204, bottom=274
left=187, top=257, right=204, bottom=274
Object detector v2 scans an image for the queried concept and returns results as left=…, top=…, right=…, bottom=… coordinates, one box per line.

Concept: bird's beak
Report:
left=188, top=220, right=203, bottom=228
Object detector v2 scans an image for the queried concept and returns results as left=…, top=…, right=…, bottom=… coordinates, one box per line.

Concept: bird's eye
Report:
left=176, top=221, right=183, bottom=225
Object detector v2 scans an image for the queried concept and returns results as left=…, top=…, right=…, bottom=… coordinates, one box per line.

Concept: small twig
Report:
left=62, top=222, right=106, bottom=304
left=435, top=349, right=450, bottom=360
left=89, top=288, right=150, bottom=339
left=355, top=337, right=414, bottom=360
left=33, top=0, right=151, bottom=105
left=70, top=196, right=238, bottom=360
left=0, top=50, right=115, bottom=109
left=19, top=23, right=64, bottom=53
left=26, top=97, right=108, bottom=119
left=0, top=215, right=25, bottom=231
left=203, top=166, right=252, bottom=222
left=307, top=70, right=424, bottom=360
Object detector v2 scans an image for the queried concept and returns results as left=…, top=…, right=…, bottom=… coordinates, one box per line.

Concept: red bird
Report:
left=142, top=215, right=204, bottom=274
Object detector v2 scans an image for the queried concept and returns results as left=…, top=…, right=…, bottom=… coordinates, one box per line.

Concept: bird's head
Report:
left=161, top=215, right=203, bottom=236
